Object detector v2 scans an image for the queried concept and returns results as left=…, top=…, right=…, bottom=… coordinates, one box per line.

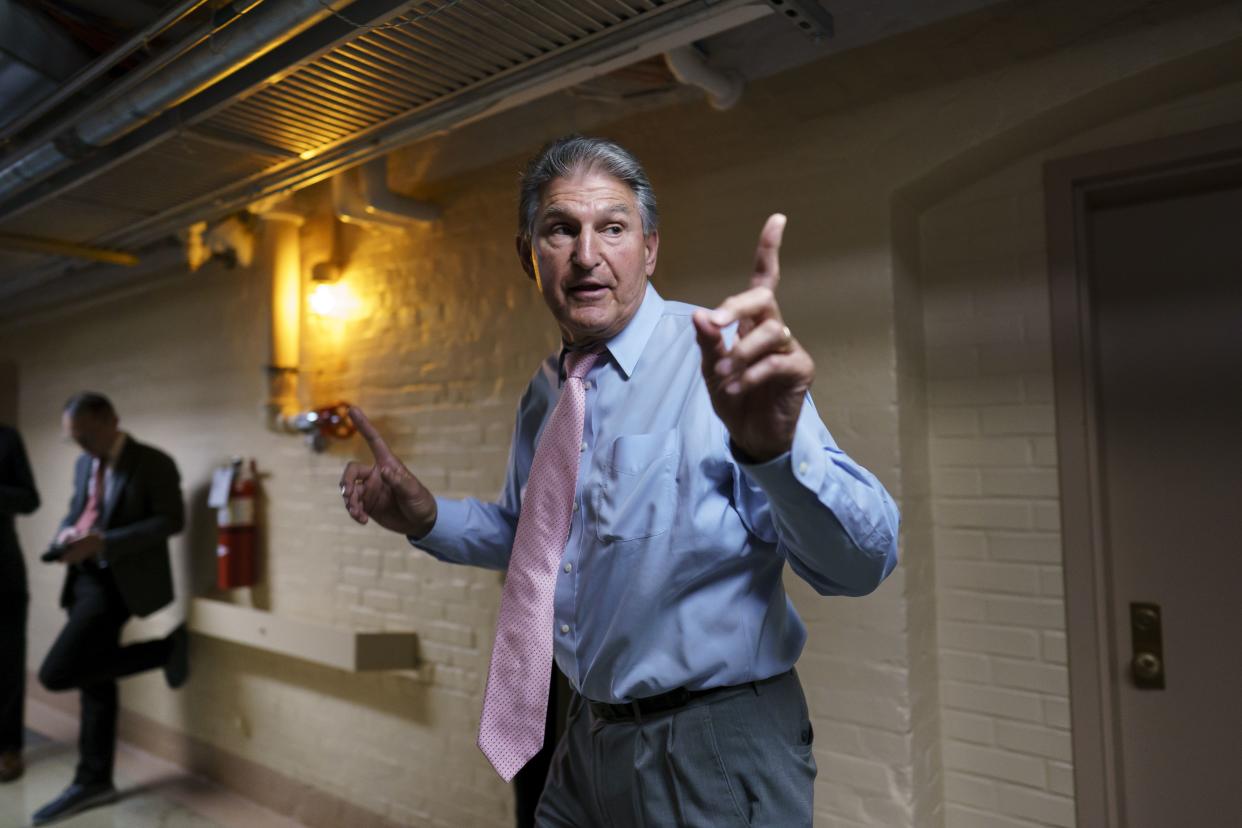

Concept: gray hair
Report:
left=517, top=135, right=658, bottom=247
left=64, top=391, right=116, bottom=420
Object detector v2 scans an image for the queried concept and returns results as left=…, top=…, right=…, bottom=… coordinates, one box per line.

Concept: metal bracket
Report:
left=765, top=0, right=834, bottom=43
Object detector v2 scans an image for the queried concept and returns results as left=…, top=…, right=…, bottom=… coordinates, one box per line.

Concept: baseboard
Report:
left=26, top=673, right=409, bottom=828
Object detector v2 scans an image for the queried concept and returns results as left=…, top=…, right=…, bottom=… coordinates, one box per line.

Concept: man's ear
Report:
left=516, top=235, right=536, bottom=281
left=644, top=230, right=660, bottom=278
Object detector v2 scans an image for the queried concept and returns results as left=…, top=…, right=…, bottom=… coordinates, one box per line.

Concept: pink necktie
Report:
left=478, top=348, right=600, bottom=781
left=73, top=460, right=106, bottom=535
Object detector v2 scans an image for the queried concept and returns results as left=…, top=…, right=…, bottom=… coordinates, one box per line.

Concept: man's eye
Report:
left=603, top=225, right=624, bottom=235
left=550, top=225, right=573, bottom=236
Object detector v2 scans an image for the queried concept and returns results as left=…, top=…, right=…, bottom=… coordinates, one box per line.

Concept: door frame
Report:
left=1043, top=120, right=1242, bottom=828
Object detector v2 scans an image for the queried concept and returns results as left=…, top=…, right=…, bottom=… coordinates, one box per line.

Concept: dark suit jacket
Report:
left=59, top=437, right=184, bottom=617
left=0, top=424, right=40, bottom=594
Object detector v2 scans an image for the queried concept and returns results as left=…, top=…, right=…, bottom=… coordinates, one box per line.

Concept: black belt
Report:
left=587, top=671, right=789, bottom=723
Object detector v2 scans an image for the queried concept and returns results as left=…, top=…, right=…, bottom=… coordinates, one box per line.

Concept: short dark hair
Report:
left=517, top=135, right=658, bottom=248
left=63, top=392, right=116, bottom=420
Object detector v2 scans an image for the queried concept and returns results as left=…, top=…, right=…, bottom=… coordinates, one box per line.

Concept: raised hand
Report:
left=339, top=407, right=438, bottom=538
left=692, top=214, right=815, bottom=463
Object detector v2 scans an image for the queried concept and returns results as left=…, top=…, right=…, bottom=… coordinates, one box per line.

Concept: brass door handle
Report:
left=1129, top=602, right=1165, bottom=690
left=1132, top=652, right=1162, bottom=682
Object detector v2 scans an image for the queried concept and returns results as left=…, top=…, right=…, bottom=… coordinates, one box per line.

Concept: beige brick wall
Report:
left=4, top=2, right=1242, bottom=826
left=920, top=73, right=1242, bottom=828
left=922, top=159, right=1075, bottom=827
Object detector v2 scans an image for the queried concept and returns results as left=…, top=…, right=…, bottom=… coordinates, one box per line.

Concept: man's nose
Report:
left=571, top=229, right=599, bottom=269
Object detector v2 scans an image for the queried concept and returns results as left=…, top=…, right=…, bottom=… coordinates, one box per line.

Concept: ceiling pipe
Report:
left=664, top=45, right=744, bottom=110
left=0, top=0, right=355, bottom=202
left=0, top=0, right=213, bottom=146
left=0, top=0, right=92, bottom=106
left=0, top=0, right=767, bottom=276
left=0, top=233, right=138, bottom=266
left=332, top=158, right=440, bottom=228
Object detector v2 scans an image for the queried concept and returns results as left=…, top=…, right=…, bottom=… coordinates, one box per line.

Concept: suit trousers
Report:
left=38, top=566, right=171, bottom=785
left=0, top=588, right=27, bottom=752
left=514, top=664, right=571, bottom=828
left=535, top=669, right=817, bottom=828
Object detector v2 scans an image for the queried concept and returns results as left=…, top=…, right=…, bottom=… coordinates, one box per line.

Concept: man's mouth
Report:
left=567, top=283, right=609, bottom=300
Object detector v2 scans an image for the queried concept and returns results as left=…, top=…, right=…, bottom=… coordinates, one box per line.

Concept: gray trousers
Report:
left=535, top=669, right=816, bottom=827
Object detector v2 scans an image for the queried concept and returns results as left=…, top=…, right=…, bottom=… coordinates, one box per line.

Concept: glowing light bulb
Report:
left=308, top=282, right=340, bottom=317
left=311, top=283, right=358, bottom=318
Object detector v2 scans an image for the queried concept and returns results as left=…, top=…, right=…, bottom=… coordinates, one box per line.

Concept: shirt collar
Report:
left=105, top=431, right=128, bottom=468
left=557, top=282, right=665, bottom=382
left=604, top=282, right=665, bottom=379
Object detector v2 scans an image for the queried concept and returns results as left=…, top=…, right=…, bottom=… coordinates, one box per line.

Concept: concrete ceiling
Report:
left=0, top=0, right=1013, bottom=320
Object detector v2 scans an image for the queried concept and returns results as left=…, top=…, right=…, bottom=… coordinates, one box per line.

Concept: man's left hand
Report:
left=58, top=532, right=104, bottom=565
left=692, top=214, right=814, bottom=464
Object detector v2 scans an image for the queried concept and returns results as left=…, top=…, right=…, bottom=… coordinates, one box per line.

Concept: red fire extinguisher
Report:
left=217, top=458, right=258, bottom=590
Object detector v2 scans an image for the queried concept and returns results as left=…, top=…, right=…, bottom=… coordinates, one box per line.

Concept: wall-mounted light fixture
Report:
left=307, top=259, right=358, bottom=319
left=244, top=155, right=437, bottom=452
left=248, top=203, right=355, bottom=452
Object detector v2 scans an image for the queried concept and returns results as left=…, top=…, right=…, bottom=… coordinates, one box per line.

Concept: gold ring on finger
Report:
left=781, top=324, right=793, bottom=351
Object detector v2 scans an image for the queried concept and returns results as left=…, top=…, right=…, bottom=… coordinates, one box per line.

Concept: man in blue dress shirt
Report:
left=340, top=136, right=900, bottom=826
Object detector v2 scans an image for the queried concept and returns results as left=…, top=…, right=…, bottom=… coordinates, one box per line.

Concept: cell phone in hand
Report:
left=41, top=543, right=69, bottom=563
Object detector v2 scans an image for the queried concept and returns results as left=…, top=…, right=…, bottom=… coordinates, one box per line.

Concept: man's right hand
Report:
left=339, top=407, right=437, bottom=538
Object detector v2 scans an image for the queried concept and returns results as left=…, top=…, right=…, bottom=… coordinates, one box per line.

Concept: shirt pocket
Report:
left=593, top=429, right=679, bottom=543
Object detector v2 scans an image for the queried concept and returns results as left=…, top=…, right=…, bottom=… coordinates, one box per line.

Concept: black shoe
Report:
left=164, top=622, right=190, bottom=689
left=0, top=750, right=22, bottom=782
left=31, top=782, right=117, bottom=825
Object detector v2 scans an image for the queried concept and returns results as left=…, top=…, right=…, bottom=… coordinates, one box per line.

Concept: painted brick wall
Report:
left=4, top=92, right=911, bottom=828
left=921, top=164, right=1075, bottom=828
left=920, top=76, right=1242, bottom=828
left=4, top=2, right=1242, bottom=826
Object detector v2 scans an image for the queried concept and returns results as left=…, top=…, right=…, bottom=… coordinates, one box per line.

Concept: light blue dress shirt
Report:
left=413, top=284, right=900, bottom=704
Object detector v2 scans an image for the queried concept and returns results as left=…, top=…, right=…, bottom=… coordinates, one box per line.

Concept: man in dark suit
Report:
left=1, top=424, right=40, bottom=783
left=32, top=392, right=189, bottom=826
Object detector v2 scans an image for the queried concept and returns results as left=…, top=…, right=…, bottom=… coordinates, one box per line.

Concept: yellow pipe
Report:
left=256, top=211, right=302, bottom=430
left=268, top=215, right=301, bottom=370
left=0, top=233, right=139, bottom=266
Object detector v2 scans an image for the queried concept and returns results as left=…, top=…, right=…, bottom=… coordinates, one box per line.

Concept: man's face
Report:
left=521, top=167, right=658, bottom=346
left=63, top=411, right=117, bottom=458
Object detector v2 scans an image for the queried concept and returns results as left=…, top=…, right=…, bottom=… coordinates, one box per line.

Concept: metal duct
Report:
left=0, top=0, right=214, bottom=146
left=332, top=158, right=439, bottom=227
left=0, top=0, right=92, bottom=130
left=0, top=0, right=774, bottom=317
left=664, top=45, right=743, bottom=110
left=0, top=0, right=355, bottom=201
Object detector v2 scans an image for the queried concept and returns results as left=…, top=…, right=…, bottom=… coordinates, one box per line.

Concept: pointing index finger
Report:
left=750, top=213, right=786, bottom=293
left=349, top=406, right=395, bottom=463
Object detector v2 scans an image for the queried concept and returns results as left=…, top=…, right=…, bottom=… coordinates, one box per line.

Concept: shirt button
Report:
left=580, top=441, right=588, bottom=453
left=563, top=562, right=572, bottom=573
left=560, top=624, right=570, bottom=634
left=798, top=461, right=809, bottom=475
left=572, top=501, right=579, bottom=513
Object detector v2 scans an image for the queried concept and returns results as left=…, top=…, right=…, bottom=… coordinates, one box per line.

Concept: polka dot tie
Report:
left=478, top=348, right=600, bottom=782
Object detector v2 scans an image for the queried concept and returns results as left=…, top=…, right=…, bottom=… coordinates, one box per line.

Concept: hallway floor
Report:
left=1, top=701, right=303, bottom=828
